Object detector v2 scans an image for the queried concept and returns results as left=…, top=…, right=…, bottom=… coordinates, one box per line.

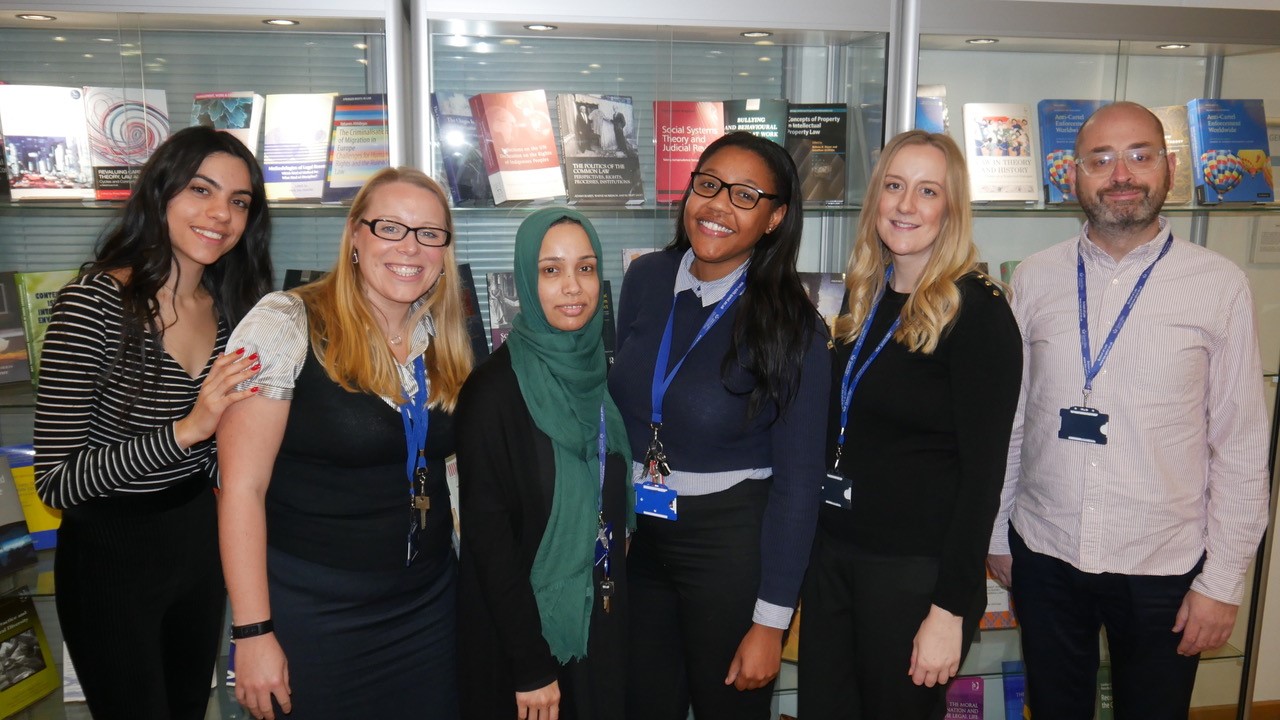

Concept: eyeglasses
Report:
left=359, top=218, right=452, bottom=247
left=1074, top=148, right=1167, bottom=177
left=688, top=172, right=780, bottom=210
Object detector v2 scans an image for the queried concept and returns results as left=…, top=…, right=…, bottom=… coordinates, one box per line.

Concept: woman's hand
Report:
left=233, top=633, right=291, bottom=720
left=175, top=348, right=260, bottom=448
left=725, top=623, right=783, bottom=691
left=515, top=679, right=560, bottom=720
left=908, top=604, right=964, bottom=687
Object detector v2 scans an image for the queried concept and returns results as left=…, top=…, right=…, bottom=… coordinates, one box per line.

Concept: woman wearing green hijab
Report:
left=456, top=208, right=632, bottom=720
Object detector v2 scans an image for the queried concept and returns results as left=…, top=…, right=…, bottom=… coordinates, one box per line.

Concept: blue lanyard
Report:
left=649, top=273, right=747, bottom=425
left=399, top=355, right=430, bottom=494
left=597, top=404, right=606, bottom=513
left=1077, top=235, right=1173, bottom=401
left=834, top=266, right=901, bottom=469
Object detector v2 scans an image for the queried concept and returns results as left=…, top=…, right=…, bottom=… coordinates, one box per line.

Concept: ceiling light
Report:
left=17, top=14, right=56, bottom=21
left=754, top=40, right=775, bottom=46
left=524, top=24, right=557, bottom=31
left=263, top=18, right=299, bottom=26
left=500, top=39, right=520, bottom=45
left=966, top=38, right=999, bottom=45
left=1158, top=43, right=1190, bottom=50
left=740, top=31, right=772, bottom=38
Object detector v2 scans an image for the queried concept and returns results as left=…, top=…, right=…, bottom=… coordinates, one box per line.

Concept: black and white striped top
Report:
left=34, top=273, right=227, bottom=509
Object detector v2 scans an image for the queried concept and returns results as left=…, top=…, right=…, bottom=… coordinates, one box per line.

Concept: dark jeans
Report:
left=625, top=478, right=774, bottom=720
left=1009, top=527, right=1201, bottom=720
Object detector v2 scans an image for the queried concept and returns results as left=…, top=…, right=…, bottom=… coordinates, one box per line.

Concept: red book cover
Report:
left=653, top=100, right=724, bottom=204
left=468, top=90, right=564, bottom=204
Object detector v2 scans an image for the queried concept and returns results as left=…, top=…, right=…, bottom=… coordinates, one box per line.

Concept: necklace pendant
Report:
left=388, top=334, right=403, bottom=346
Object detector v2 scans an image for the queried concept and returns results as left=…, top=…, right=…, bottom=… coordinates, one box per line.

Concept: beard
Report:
left=1078, top=169, right=1170, bottom=235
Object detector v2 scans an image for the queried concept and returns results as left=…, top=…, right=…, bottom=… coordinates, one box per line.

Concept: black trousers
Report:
left=798, top=529, right=985, bottom=720
left=1009, top=527, right=1201, bottom=720
left=625, top=478, right=774, bottom=720
left=56, top=484, right=224, bottom=720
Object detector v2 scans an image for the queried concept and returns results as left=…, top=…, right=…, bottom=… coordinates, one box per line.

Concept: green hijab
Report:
left=506, top=207, right=632, bottom=664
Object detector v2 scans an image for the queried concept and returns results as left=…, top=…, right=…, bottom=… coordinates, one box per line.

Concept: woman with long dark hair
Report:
left=798, top=130, right=1021, bottom=719
left=609, top=131, right=831, bottom=719
left=34, top=125, right=273, bottom=719
left=218, top=167, right=472, bottom=720
left=456, top=208, right=631, bottom=720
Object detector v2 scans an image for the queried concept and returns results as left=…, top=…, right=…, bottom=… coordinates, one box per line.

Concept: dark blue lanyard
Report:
left=399, top=355, right=430, bottom=492
left=649, top=273, right=747, bottom=425
left=597, top=404, right=606, bottom=513
left=1077, top=235, right=1173, bottom=400
left=834, top=267, right=901, bottom=468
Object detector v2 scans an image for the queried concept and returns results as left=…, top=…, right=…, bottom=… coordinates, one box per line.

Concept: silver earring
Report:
left=351, top=249, right=359, bottom=264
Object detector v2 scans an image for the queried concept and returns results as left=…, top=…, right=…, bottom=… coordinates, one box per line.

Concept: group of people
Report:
left=29, top=100, right=1268, bottom=720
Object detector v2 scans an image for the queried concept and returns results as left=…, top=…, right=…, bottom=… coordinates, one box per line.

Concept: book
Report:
left=262, top=93, right=338, bottom=201
left=1148, top=105, right=1194, bottom=205
left=786, top=104, right=849, bottom=204
left=980, top=569, right=1017, bottom=629
left=469, top=90, right=565, bottom=204
left=0, top=457, right=36, bottom=579
left=1036, top=99, right=1107, bottom=204
left=0, top=591, right=58, bottom=714
left=456, top=264, right=490, bottom=362
left=322, top=93, right=389, bottom=204
left=282, top=269, right=326, bottom=292
left=798, top=272, right=846, bottom=332
left=430, top=92, right=492, bottom=205
left=82, top=86, right=170, bottom=201
left=653, top=100, right=725, bottom=204
left=486, top=272, right=519, bottom=350
left=723, top=98, right=789, bottom=146
left=61, top=642, right=84, bottom=703
left=555, top=93, right=644, bottom=205
left=15, top=269, right=77, bottom=385
left=0, top=446, right=57, bottom=551
left=1002, top=661, right=1030, bottom=719
left=962, top=103, right=1039, bottom=203
left=0, top=85, right=95, bottom=200
left=781, top=604, right=801, bottom=663
left=1186, top=98, right=1273, bottom=204
left=1096, top=664, right=1113, bottom=720
left=916, top=92, right=949, bottom=134
left=944, top=676, right=984, bottom=720
left=601, top=280, right=617, bottom=367
left=191, top=91, right=264, bottom=157
left=0, top=273, right=31, bottom=386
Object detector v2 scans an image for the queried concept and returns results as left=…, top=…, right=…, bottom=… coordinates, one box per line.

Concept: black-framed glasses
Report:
left=688, top=172, right=780, bottom=210
left=359, top=218, right=452, bottom=247
left=1074, top=148, right=1168, bottom=177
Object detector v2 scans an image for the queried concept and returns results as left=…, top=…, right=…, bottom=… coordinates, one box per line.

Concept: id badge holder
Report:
left=1058, top=406, right=1109, bottom=445
left=634, top=481, right=678, bottom=520
left=821, top=471, right=853, bottom=509
left=405, top=511, right=420, bottom=566
left=594, top=522, right=614, bottom=565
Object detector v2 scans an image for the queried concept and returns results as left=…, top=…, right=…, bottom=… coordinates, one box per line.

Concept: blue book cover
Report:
left=1037, top=99, right=1108, bottom=204
left=430, top=92, right=492, bottom=205
left=1186, top=98, right=1273, bottom=204
left=916, top=96, right=948, bottom=134
left=1002, top=660, right=1028, bottom=719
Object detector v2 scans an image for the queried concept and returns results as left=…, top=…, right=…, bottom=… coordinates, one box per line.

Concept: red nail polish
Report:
left=251, top=386, right=259, bottom=393
left=235, top=347, right=246, bottom=355
left=248, top=353, right=259, bottom=361
left=251, top=363, right=262, bottom=372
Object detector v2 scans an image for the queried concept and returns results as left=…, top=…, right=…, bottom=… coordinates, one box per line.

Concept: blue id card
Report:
left=821, top=472, right=853, bottom=509
left=634, top=481, right=678, bottom=520
left=1058, top=406, right=1109, bottom=444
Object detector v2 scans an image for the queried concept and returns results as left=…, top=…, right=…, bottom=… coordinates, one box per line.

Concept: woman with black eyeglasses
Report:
left=218, top=167, right=473, bottom=720
left=608, top=131, right=831, bottom=719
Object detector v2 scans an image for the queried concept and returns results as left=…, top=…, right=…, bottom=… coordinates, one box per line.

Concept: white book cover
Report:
left=192, top=91, right=265, bottom=158
left=470, top=90, right=565, bottom=204
left=961, top=103, right=1039, bottom=203
left=82, top=86, right=170, bottom=201
left=262, top=93, right=337, bottom=201
left=0, top=85, right=94, bottom=200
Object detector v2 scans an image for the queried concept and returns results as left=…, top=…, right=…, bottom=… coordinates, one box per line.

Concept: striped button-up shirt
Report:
left=989, top=220, right=1270, bottom=605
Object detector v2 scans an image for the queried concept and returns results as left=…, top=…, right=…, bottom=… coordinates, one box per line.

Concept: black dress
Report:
left=455, top=345, right=628, bottom=720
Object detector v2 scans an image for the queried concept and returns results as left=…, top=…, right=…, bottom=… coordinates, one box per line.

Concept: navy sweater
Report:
left=609, top=249, right=831, bottom=615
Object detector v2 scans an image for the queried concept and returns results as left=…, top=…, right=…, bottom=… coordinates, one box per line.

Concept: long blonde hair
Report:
left=835, top=130, right=980, bottom=354
left=293, top=167, right=473, bottom=410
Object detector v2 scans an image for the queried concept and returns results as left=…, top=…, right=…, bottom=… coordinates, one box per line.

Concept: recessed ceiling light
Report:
left=353, top=42, right=368, bottom=50
left=966, top=38, right=999, bottom=45
left=17, top=13, right=56, bottom=21
left=741, top=31, right=772, bottom=38
left=1158, top=43, right=1190, bottom=50
left=524, top=24, right=557, bottom=31
left=263, top=18, right=299, bottom=26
